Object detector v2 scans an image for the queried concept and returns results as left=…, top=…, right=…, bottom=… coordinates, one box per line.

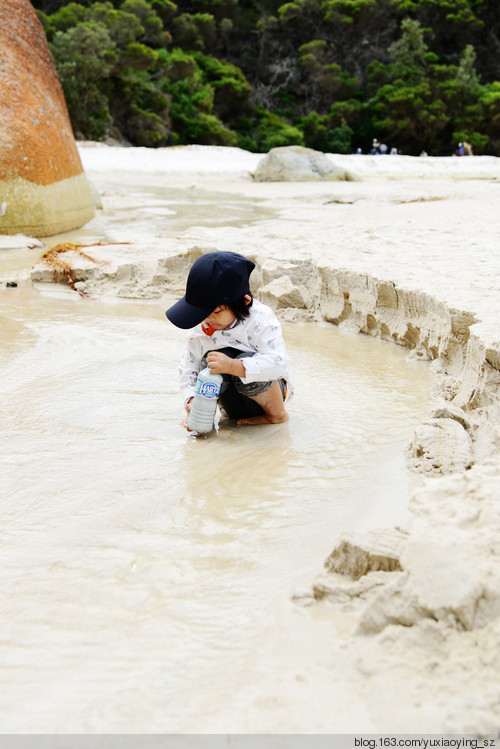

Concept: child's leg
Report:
left=232, top=357, right=288, bottom=425
left=218, top=380, right=265, bottom=420
left=237, top=380, right=288, bottom=426
left=202, top=348, right=288, bottom=425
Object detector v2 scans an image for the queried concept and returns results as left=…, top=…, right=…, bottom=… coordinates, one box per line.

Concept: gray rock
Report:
left=253, top=146, right=360, bottom=182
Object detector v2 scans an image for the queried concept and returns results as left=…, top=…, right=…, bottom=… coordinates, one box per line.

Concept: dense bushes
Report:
left=33, top=0, right=500, bottom=154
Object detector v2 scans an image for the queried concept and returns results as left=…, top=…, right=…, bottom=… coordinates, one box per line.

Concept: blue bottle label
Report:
left=196, top=379, right=221, bottom=399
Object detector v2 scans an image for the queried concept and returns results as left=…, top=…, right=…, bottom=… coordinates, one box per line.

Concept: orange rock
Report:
left=0, top=0, right=95, bottom=237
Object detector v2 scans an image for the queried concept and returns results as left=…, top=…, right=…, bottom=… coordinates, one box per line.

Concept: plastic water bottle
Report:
left=188, top=367, right=223, bottom=434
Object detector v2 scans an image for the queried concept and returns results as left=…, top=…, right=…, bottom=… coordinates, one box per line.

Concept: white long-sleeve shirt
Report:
left=179, top=299, right=294, bottom=404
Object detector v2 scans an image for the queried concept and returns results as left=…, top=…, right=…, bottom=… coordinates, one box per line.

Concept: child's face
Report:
left=203, top=305, right=237, bottom=331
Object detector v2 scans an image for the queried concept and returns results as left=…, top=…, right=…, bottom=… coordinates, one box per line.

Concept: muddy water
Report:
left=0, top=279, right=431, bottom=732
left=0, top=172, right=432, bottom=732
left=51, top=173, right=279, bottom=247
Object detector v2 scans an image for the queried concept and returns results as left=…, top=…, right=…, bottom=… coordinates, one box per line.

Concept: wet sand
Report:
left=0, top=285, right=431, bottom=732
left=1, top=145, right=499, bottom=733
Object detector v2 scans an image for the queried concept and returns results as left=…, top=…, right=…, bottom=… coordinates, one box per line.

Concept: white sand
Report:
left=5, top=144, right=500, bottom=733
left=78, top=141, right=500, bottom=179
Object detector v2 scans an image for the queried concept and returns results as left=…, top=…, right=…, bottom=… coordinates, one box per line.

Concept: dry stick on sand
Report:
left=392, top=197, right=446, bottom=204
left=39, top=241, right=129, bottom=296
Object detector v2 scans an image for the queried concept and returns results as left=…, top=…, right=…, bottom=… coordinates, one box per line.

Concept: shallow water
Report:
left=1, top=169, right=433, bottom=732
left=0, top=276, right=431, bottom=731
left=52, top=172, right=278, bottom=247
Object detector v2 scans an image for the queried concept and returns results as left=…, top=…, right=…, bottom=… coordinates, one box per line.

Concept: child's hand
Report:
left=206, top=351, right=245, bottom=377
left=180, top=397, right=193, bottom=430
left=206, top=351, right=232, bottom=373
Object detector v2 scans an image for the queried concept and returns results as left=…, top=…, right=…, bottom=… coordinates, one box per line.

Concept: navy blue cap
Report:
left=165, top=251, right=255, bottom=329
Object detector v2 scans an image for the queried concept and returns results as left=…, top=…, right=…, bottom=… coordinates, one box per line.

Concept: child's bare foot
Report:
left=237, top=412, right=288, bottom=426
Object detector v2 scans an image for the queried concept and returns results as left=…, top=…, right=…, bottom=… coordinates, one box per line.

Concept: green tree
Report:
left=364, top=19, right=450, bottom=153
left=88, top=5, right=144, bottom=46
left=300, top=111, right=353, bottom=152
left=45, top=2, right=87, bottom=35
left=388, top=17, right=434, bottom=77
left=298, top=39, right=359, bottom=110
left=37, top=0, right=500, bottom=154
left=455, top=44, right=480, bottom=96
left=193, top=54, right=252, bottom=119
left=149, top=0, right=178, bottom=24
left=445, top=44, right=488, bottom=152
left=157, top=49, right=237, bottom=144
left=172, top=12, right=217, bottom=52
left=190, top=0, right=238, bottom=23
left=50, top=22, right=117, bottom=138
left=477, top=81, right=500, bottom=152
left=391, top=0, right=485, bottom=62
left=113, top=74, right=170, bottom=145
left=121, top=0, right=167, bottom=47
left=117, top=42, right=159, bottom=71
left=245, top=108, right=305, bottom=152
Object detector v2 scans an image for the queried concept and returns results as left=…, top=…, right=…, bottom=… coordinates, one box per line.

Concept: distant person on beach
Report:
left=370, top=138, right=380, bottom=154
left=165, top=251, right=293, bottom=429
left=379, top=142, right=388, bottom=155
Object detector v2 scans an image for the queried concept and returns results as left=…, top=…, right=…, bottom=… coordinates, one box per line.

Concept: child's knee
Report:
left=233, top=379, right=274, bottom=397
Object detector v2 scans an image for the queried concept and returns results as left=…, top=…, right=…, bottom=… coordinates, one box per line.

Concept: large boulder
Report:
left=253, top=145, right=359, bottom=182
left=0, top=0, right=95, bottom=237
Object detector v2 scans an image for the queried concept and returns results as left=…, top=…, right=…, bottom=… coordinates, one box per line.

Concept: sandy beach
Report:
left=1, top=144, right=500, bottom=734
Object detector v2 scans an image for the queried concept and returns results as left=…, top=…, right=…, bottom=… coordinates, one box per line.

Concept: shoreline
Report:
left=77, top=141, right=500, bottom=179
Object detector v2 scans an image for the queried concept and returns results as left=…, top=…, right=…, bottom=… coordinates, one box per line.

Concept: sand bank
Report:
left=3, top=144, right=500, bottom=732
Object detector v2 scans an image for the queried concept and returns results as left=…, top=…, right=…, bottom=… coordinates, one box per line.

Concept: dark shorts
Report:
left=201, top=347, right=286, bottom=420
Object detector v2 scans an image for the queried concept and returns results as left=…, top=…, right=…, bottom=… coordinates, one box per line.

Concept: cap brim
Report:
left=165, top=296, right=214, bottom=329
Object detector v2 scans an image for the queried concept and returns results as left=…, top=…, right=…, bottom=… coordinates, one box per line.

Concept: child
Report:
left=165, top=251, right=293, bottom=428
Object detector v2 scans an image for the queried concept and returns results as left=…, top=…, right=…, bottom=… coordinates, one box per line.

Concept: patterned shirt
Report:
left=179, top=299, right=294, bottom=403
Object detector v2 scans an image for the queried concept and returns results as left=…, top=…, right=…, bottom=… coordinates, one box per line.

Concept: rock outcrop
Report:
left=0, top=0, right=95, bottom=237
left=253, top=145, right=359, bottom=182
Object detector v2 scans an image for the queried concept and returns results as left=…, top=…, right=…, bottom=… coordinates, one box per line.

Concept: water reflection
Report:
left=40, top=175, right=277, bottom=249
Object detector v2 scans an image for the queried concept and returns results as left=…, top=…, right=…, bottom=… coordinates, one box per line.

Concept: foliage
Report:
left=192, top=53, right=252, bottom=119
left=171, top=12, right=217, bottom=52
left=157, top=48, right=239, bottom=144
left=362, top=17, right=491, bottom=153
left=50, top=21, right=117, bottom=139
left=32, top=0, right=500, bottom=154
left=251, top=109, right=305, bottom=151
left=300, top=111, right=353, bottom=152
